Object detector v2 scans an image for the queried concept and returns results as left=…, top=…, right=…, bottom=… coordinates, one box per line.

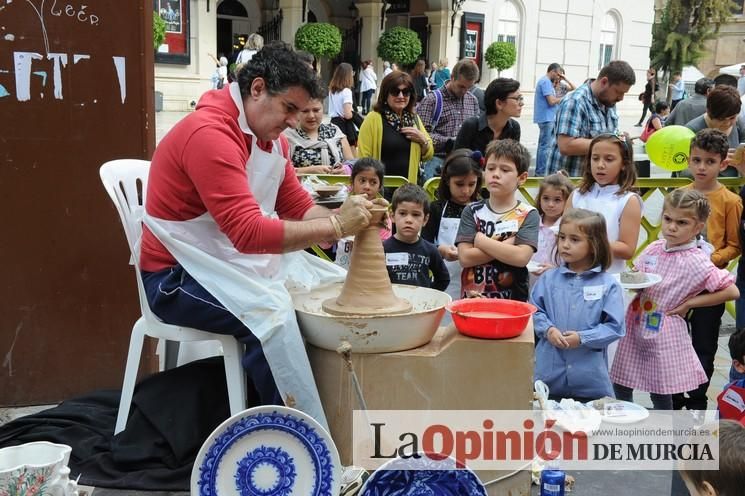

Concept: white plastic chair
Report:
left=99, top=159, right=247, bottom=435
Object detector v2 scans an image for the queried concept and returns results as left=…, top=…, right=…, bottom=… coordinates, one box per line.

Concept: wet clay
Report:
left=322, top=207, right=413, bottom=316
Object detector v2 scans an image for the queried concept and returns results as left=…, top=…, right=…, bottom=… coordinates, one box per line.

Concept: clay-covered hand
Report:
left=370, top=197, right=391, bottom=228
left=335, top=194, right=373, bottom=236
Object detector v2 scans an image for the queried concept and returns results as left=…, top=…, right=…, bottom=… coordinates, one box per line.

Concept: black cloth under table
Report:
left=0, top=357, right=256, bottom=491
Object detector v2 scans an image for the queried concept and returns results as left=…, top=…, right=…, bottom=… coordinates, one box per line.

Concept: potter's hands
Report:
left=438, top=244, right=459, bottom=262
left=334, top=194, right=373, bottom=237
left=371, top=197, right=391, bottom=229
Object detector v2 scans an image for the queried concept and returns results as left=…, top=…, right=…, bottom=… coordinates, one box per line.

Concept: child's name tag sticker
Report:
left=386, top=253, right=409, bottom=266
left=583, top=285, right=604, bottom=301
left=722, top=388, right=745, bottom=412
left=494, top=220, right=518, bottom=235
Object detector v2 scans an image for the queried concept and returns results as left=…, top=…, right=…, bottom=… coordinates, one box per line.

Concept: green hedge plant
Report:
left=153, top=12, right=166, bottom=50
left=485, top=41, right=516, bottom=76
left=377, top=27, right=422, bottom=67
left=294, top=23, right=342, bottom=60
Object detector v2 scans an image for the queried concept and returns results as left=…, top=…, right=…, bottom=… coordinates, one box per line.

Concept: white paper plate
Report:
left=192, top=405, right=341, bottom=496
left=587, top=399, right=650, bottom=424
left=613, top=272, right=662, bottom=290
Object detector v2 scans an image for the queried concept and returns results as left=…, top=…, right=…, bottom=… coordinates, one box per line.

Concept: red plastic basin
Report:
left=447, top=298, right=536, bottom=339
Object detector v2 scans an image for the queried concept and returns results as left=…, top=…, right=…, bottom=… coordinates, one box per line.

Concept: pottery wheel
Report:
left=322, top=207, right=412, bottom=316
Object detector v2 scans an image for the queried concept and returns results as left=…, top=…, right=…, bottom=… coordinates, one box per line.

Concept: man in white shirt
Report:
left=668, top=72, right=685, bottom=110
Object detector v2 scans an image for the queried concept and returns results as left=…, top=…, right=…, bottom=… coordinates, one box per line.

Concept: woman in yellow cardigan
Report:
left=357, top=70, right=434, bottom=185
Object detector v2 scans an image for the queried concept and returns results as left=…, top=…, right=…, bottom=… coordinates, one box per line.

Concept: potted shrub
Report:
left=485, top=41, right=516, bottom=76
left=377, top=26, right=422, bottom=68
left=294, top=22, right=342, bottom=74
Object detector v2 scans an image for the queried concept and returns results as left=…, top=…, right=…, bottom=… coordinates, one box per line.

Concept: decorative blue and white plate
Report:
left=191, top=405, right=341, bottom=496
left=359, top=454, right=487, bottom=496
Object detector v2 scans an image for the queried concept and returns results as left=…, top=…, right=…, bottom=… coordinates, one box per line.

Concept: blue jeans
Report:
left=421, top=155, right=445, bottom=183
left=141, top=265, right=282, bottom=405
left=535, top=121, right=554, bottom=176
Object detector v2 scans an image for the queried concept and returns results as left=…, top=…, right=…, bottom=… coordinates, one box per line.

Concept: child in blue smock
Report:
left=530, top=208, right=625, bottom=401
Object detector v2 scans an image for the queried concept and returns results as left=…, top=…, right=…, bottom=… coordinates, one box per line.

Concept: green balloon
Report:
left=645, top=125, right=695, bottom=172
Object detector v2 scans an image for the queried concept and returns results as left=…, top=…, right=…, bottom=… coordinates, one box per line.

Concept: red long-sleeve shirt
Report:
left=140, top=87, right=314, bottom=272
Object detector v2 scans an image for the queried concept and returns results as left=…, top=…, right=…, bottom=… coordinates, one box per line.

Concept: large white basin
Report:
left=292, top=282, right=451, bottom=353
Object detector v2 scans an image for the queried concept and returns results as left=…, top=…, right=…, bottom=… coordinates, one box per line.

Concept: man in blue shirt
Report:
left=533, top=63, right=564, bottom=176
left=546, top=60, right=635, bottom=176
left=668, top=72, right=685, bottom=110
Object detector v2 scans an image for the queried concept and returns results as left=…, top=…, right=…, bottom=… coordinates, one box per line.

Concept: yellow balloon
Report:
left=644, top=125, right=696, bottom=172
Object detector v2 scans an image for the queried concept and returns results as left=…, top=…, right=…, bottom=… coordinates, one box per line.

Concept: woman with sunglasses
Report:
left=453, top=78, right=523, bottom=156
left=357, top=71, right=434, bottom=185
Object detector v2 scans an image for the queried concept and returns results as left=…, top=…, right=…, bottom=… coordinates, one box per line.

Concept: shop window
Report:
left=155, top=0, right=191, bottom=64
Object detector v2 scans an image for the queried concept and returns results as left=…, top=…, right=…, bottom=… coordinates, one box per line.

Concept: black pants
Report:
left=637, top=101, right=653, bottom=125
left=331, top=114, right=364, bottom=147
left=672, top=302, right=724, bottom=410
left=613, top=383, right=673, bottom=410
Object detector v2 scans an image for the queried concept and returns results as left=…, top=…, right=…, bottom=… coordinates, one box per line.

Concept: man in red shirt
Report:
left=140, top=42, right=373, bottom=426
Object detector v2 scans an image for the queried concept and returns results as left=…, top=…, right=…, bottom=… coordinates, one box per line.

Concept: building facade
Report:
left=155, top=0, right=654, bottom=112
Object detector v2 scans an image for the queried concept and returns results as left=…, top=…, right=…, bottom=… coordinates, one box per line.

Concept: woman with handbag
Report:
left=357, top=71, right=434, bottom=186
left=329, top=63, right=360, bottom=151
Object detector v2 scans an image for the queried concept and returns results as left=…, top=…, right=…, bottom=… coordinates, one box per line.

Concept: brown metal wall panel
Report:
left=0, top=1, right=155, bottom=405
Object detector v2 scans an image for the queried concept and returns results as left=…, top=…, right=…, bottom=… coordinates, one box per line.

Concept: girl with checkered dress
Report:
left=610, top=189, right=739, bottom=409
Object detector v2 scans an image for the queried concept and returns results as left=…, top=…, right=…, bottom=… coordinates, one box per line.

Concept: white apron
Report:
left=143, top=83, right=345, bottom=430
left=571, top=185, right=639, bottom=274
left=436, top=202, right=462, bottom=301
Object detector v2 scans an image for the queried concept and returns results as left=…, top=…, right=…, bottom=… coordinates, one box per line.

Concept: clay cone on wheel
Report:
left=322, top=208, right=412, bottom=316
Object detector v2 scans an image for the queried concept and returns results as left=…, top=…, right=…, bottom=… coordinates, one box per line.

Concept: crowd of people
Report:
left=154, top=41, right=745, bottom=444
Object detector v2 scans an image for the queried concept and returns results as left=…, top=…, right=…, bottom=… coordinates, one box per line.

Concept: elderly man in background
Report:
left=417, top=59, right=481, bottom=181
left=546, top=60, right=636, bottom=176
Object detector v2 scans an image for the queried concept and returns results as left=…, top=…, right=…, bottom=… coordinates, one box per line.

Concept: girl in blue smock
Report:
left=530, top=208, right=625, bottom=401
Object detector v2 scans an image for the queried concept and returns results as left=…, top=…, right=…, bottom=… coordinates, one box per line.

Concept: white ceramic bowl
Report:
left=293, top=283, right=450, bottom=353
